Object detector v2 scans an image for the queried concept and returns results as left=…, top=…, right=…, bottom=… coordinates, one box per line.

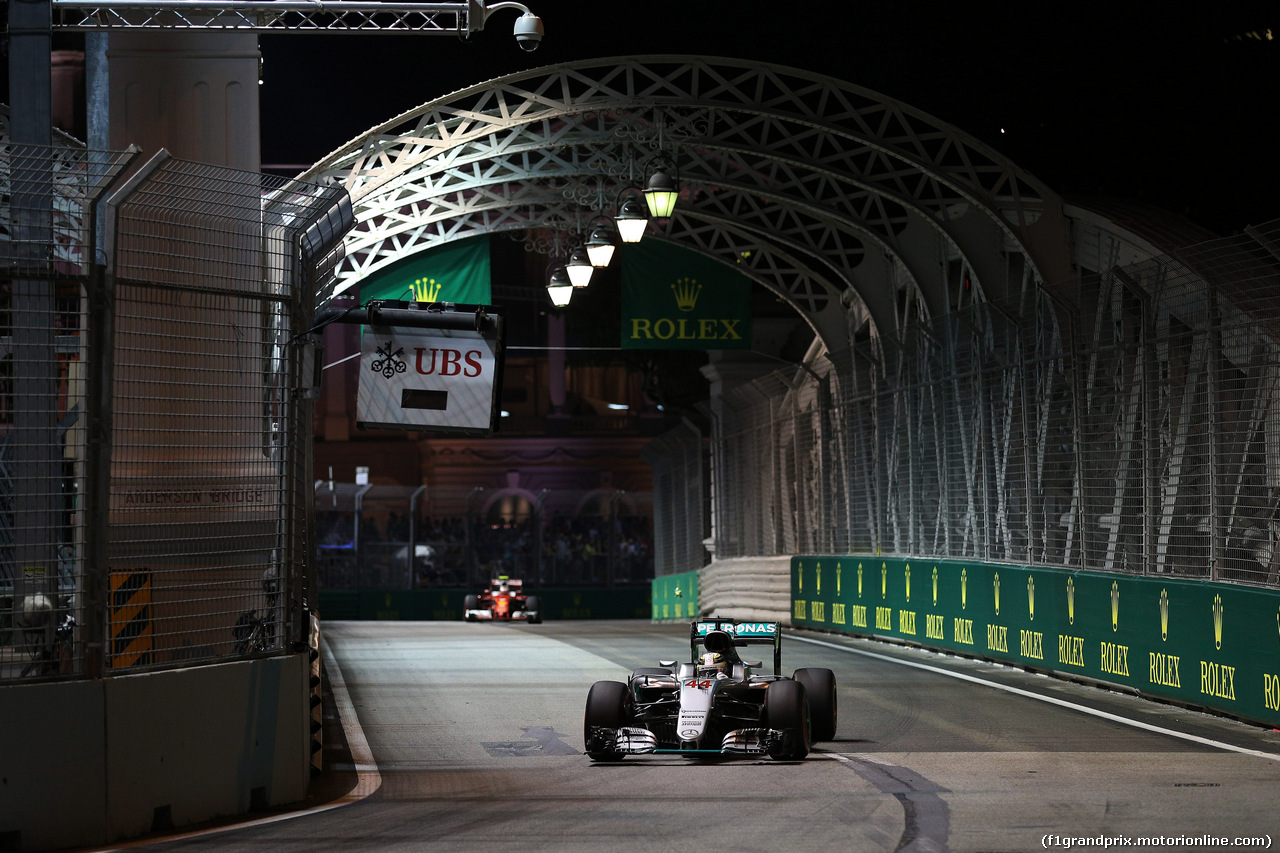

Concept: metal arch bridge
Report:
left=304, top=55, right=1074, bottom=351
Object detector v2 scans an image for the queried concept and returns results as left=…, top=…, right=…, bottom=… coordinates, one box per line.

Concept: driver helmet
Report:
left=701, top=651, right=729, bottom=673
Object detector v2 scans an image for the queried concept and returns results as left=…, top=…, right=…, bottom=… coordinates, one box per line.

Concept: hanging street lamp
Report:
left=546, top=266, right=573, bottom=307
left=642, top=167, right=679, bottom=218
left=614, top=198, right=649, bottom=243
left=585, top=223, right=617, bottom=267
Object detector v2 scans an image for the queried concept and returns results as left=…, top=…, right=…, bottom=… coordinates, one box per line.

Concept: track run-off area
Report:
left=113, top=620, right=1280, bottom=852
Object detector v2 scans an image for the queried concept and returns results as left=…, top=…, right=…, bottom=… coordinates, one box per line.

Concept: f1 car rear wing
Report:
left=690, top=619, right=783, bottom=676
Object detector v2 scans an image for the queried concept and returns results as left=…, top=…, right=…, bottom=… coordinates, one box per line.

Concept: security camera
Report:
left=513, top=12, right=543, bottom=51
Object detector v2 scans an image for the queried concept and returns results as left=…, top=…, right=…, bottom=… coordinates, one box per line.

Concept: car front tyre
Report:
left=764, top=679, right=811, bottom=760
left=584, top=680, right=630, bottom=761
left=793, top=667, right=837, bottom=742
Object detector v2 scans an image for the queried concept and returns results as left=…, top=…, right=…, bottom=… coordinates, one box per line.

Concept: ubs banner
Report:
left=357, top=323, right=500, bottom=434
left=792, top=556, right=1280, bottom=728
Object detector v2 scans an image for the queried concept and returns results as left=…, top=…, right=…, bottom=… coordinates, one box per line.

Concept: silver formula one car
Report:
left=583, top=618, right=837, bottom=760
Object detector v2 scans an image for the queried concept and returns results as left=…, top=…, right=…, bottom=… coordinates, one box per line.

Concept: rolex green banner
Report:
left=651, top=570, right=700, bottom=621
left=620, top=240, right=752, bottom=350
left=792, top=555, right=1280, bottom=729
left=358, top=236, right=491, bottom=305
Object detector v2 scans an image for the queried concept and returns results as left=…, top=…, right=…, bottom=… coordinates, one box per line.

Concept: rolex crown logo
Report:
left=816, top=563, right=822, bottom=594
left=881, top=565, right=887, bottom=598
left=1160, top=589, right=1169, bottom=641
left=961, top=568, right=967, bottom=610
left=413, top=276, right=444, bottom=302
left=993, top=572, right=1000, bottom=616
left=1111, top=581, right=1119, bottom=632
left=671, top=277, right=702, bottom=312
left=1213, top=594, right=1223, bottom=650
left=857, top=565, right=863, bottom=598
left=1027, top=576, right=1035, bottom=621
left=1067, top=578, right=1075, bottom=625
left=905, top=564, right=911, bottom=602
left=932, top=567, right=938, bottom=607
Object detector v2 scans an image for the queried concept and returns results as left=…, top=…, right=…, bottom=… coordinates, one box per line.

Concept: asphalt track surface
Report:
left=91, top=620, right=1280, bottom=853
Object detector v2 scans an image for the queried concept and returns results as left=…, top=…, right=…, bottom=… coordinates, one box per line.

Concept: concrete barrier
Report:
left=793, top=555, right=1280, bottom=729
left=653, top=557, right=791, bottom=625
left=0, top=655, right=308, bottom=851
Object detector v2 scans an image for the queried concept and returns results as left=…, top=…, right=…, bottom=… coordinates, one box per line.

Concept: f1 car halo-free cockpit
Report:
left=463, top=576, right=542, bottom=623
left=583, top=618, right=837, bottom=760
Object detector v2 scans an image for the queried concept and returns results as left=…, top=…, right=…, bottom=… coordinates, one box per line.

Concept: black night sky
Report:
left=1, top=3, right=1274, bottom=236
left=255, top=3, right=1279, bottom=238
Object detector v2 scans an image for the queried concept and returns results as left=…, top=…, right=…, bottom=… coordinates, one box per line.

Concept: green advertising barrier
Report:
left=651, top=571, right=700, bottom=621
left=792, top=556, right=1280, bottom=728
left=317, top=587, right=650, bottom=621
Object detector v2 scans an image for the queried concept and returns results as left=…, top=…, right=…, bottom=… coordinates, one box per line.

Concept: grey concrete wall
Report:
left=0, top=654, right=308, bottom=851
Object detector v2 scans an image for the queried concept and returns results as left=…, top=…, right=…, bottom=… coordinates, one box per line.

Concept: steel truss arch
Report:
left=341, top=193, right=859, bottom=343
left=341, top=165, right=920, bottom=343
left=334, top=114, right=966, bottom=340
left=307, top=55, right=1069, bottom=347
left=331, top=140, right=973, bottom=343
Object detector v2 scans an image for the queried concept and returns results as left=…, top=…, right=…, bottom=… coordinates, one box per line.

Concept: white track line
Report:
left=791, top=633, right=1280, bottom=762
left=318, top=633, right=383, bottom=797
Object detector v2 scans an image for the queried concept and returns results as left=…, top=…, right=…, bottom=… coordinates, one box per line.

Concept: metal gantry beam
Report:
left=50, top=0, right=539, bottom=35
left=53, top=1, right=465, bottom=32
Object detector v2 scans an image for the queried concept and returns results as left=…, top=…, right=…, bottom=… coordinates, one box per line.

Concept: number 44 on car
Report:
left=583, top=619, right=836, bottom=760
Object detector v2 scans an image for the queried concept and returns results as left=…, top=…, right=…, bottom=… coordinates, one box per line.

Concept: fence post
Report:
left=408, top=485, right=426, bottom=585
left=354, top=483, right=372, bottom=588
left=82, top=146, right=140, bottom=677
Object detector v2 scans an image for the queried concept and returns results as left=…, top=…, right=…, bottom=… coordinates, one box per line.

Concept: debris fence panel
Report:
left=313, top=483, right=655, bottom=591
left=641, top=420, right=705, bottom=579
left=0, top=143, right=135, bottom=681
left=703, top=222, right=1280, bottom=588
left=1, top=151, right=347, bottom=682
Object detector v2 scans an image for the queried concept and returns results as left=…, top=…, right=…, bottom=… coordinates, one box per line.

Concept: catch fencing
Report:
left=659, top=222, right=1280, bottom=588
left=314, top=482, right=654, bottom=590
left=1, top=145, right=351, bottom=682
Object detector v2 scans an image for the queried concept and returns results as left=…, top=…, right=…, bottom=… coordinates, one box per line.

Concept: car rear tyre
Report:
left=764, top=679, right=810, bottom=760
left=525, top=595, right=542, bottom=624
left=463, top=594, right=479, bottom=621
left=793, top=667, right=837, bottom=741
left=584, top=680, right=630, bottom=761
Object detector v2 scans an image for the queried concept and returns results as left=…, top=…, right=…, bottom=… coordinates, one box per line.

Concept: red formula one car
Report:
left=463, top=577, right=542, bottom=623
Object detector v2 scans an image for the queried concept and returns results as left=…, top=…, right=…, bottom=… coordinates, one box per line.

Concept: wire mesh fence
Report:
left=641, top=419, right=708, bottom=577
left=1, top=149, right=349, bottom=682
left=700, top=222, right=1280, bottom=587
left=1, top=141, right=136, bottom=680
left=313, top=483, right=654, bottom=590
